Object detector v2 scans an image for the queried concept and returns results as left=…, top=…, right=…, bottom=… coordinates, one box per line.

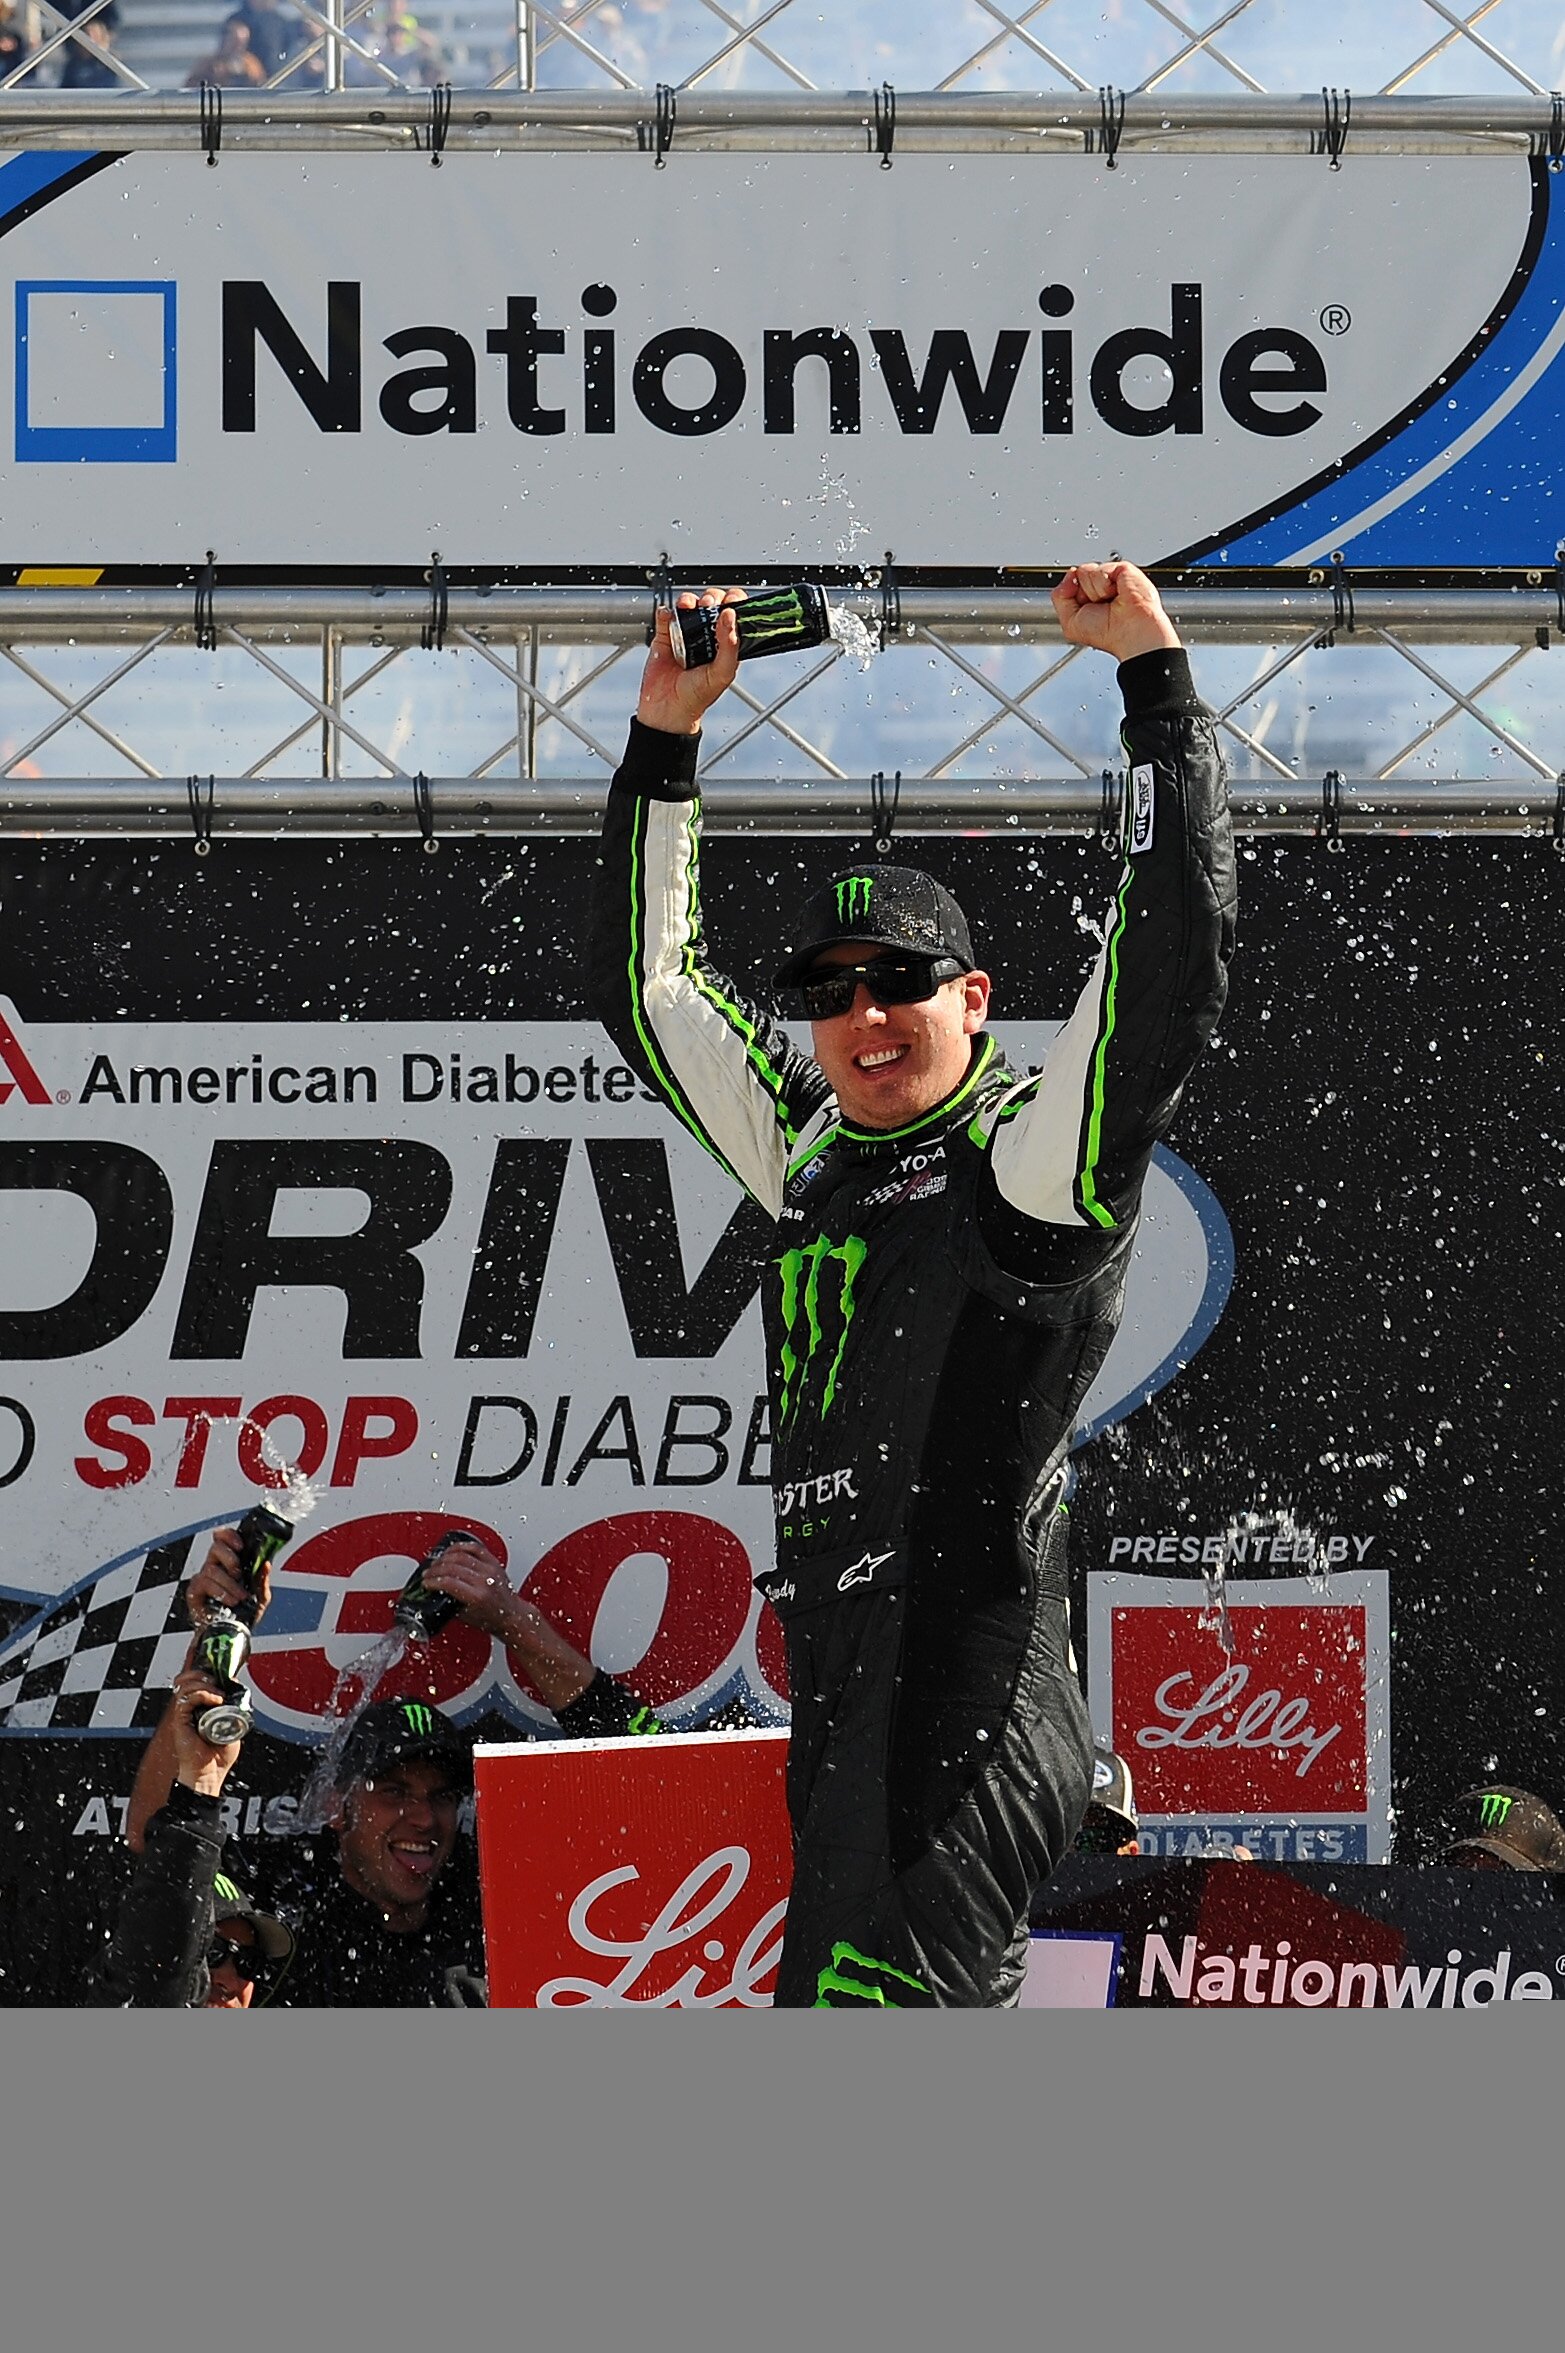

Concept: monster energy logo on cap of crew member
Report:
left=774, top=863, right=978, bottom=988
left=332, top=1691, right=475, bottom=1790
left=1440, top=1784, right=1565, bottom=1871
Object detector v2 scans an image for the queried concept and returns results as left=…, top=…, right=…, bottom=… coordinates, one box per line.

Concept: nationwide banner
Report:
left=2, top=149, right=1562, bottom=571
left=1030, top=1859, right=1565, bottom=2008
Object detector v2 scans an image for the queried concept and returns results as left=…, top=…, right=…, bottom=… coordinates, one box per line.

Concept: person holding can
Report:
left=588, top=562, right=1236, bottom=2006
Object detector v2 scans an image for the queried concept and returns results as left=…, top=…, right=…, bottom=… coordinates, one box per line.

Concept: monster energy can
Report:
left=669, top=583, right=832, bottom=670
left=392, top=1530, right=480, bottom=1640
left=193, top=1611, right=254, bottom=1745
left=231, top=1503, right=294, bottom=1626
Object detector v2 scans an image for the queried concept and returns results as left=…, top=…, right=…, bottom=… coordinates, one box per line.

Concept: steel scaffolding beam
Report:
left=5, top=775, right=1561, bottom=841
left=0, top=587, right=1560, bottom=647
left=1, top=89, right=1562, bottom=153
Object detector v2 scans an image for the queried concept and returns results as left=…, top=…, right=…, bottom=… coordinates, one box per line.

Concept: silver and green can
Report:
left=670, top=583, right=832, bottom=670
left=193, top=1610, right=254, bottom=1745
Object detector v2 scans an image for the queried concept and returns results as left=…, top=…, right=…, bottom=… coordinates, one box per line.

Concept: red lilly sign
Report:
left=1087, top=1571, right=1391, bottom=1864
left=474, top=1727, right=792, bottom=2007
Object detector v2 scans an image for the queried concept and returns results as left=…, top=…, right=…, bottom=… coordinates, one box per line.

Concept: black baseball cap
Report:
left=1439, top=1785, right=1565, bottom=1871
left=774, top=866, right=977, bottom=990
left=333, top=1696, right=473, bottom=1791
left=1076, top=1743, right=1139, bottom=1852
left=211, top=1869, right=294, bottom=1966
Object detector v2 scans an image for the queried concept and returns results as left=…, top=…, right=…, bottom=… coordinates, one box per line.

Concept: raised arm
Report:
left=96, top=1661, right=242, bottom=2005
left=588, top=592, right=832, bottom=1218
left=977, top=563, right=1236, bottom=1234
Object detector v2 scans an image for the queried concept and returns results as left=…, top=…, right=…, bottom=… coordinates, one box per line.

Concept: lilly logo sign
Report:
left=1088, top=1570, right=1392, bottom=1864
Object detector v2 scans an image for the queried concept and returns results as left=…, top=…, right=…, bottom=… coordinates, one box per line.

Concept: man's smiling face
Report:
left=336, top=1759, right=464, bottom=1931
left=806, top=942, right=991, bottom=1131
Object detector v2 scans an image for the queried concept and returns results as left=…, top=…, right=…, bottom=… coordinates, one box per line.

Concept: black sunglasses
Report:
left=799, top=955, right=965, bottom=1021
left=206, top=1933, right=267, bottom=1984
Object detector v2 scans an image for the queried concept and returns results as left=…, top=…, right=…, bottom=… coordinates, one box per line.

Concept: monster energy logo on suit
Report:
left=1479, top=1792, right=1514, bottom=1829
left=815, top=1942, right=928, bottom=2006
left=834, top=876, right=875, bottom=925
left=776, top=1234, right=867, bottom=1427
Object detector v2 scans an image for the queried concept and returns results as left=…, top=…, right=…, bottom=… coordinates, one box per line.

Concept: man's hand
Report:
left=417, top=1538, right=529, bottom=1643
left=167, top=1644, right=244, bottom=1798
left=419, top=1539, right=596, bottom=1712
left=184, top=1527, right=270, bottom=1628
left=1052, top=561, right=1181, bottom=663
left=635, top=588, right=745, bottom=738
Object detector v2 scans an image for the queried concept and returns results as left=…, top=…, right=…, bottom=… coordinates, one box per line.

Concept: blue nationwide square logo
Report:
left=14, top=279, right=177, bottom=463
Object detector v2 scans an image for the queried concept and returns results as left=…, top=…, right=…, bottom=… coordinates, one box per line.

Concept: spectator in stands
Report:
left=0, top=1, right=32, bottom=82
left=185, top=17, right=267, bottom=86
left=227, top=0, right=301, bottom=79
left=343, top=3, right=446, bottom=86
left=1436, top=1784, right=1565, bottom=1873
left=57, top=0, right=122, bottom=88
left=382, top=10, right=445, bottom=85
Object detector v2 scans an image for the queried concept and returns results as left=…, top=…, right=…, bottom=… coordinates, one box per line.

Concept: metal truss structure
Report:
left=6, top=0, right=1565, bottom=111
left=3, top=584, right=1562, bottom=841
left=4, top=2, right=1565, bottom=839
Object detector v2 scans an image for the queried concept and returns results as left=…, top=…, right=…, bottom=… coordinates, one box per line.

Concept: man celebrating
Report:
left=590, top=562, right=1235, bottom=2007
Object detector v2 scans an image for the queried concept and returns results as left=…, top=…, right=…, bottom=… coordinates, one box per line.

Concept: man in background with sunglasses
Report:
left=590, top=561, right=1235, bottom=2006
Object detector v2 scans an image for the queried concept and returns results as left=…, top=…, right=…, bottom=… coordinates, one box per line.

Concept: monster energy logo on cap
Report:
left=401, top=1702, right=435, bottom=1737
left=774, top=864, right=976, bottom=988
left=776, top=1232, right=867, bottom=1427
left=1479, top=1792, right=1514, bottom=1829
left=214, top=1875, right=242, bottom=1904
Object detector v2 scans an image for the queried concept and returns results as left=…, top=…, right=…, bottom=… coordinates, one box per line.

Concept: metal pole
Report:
left=0, top=585, right=1557, bottom=647
left=3, top=775, right=1560, bottom=839
left=0, top=89, right=1561, bottom=149
left=322, top=0, right=343, bottom=95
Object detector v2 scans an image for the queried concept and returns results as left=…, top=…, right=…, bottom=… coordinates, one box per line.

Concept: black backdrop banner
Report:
left=2, top=829, right=1562, bottom=2001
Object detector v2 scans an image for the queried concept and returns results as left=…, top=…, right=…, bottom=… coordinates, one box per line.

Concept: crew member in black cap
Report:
left=1438, top=1784, right=1565, bottom=1873
left=590, top=562, right=1235, bottom=2005
left=95, top=1652, right=297, bottom=2007
left=120, top=1532, right=666, bottom=2006
left=111, top=1652, right=487, bottom=2007
left=1074, top=1743, right=1142, bottom=1857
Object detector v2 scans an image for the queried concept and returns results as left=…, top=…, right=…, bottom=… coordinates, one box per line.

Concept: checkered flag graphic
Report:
left=0, top=1534, right=201, bottom=1732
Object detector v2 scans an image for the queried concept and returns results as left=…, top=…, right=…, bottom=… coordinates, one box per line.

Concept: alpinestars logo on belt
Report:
left=775, top=1232, right=867, bottom=1427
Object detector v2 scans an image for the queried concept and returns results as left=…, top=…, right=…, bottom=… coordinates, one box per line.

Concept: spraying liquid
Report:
left=828, top=605, right=880, bottom=671
left=255, top=1423, right=321, bottom=1526
left=1204, top=1506, right=1335, bottom=1655
left=292, top=1532, right=475, bottom=1830
left=294, top=1627, right=415, bottom=1832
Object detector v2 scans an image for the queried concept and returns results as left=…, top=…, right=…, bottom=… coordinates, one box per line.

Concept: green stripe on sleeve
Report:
left=625, top=796, right=743, bottom=1187
left=1077, top=863, right=1135, bottom=1228
left=678, top=808, right=800, bottom=1145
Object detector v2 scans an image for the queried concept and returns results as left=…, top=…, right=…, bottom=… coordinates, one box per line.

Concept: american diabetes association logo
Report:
left=1088, top=1570, right=1391, bottom=1864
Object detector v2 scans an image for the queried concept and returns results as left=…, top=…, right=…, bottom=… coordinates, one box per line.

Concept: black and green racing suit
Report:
left=589, top=647, right=1235, bottom=2007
